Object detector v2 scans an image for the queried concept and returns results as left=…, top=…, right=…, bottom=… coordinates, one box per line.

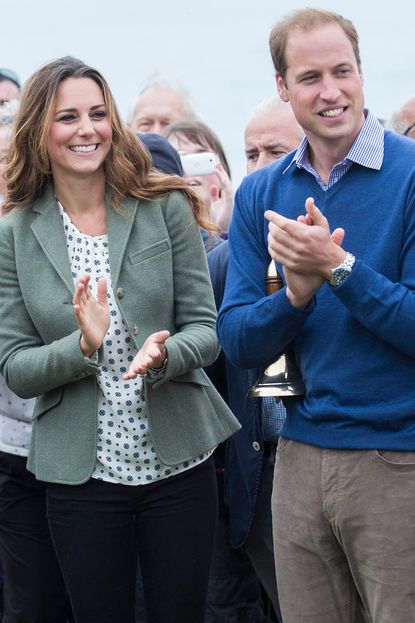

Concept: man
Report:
left=218, top=8, right=415, bottom=623
left=129, top=81, right=197, bottom=135
left=0, top=68, right=20, bottom=104
left=388, top=95, right=415, bottom=139
left=245, top=95, right=303, bottom=173
left=206, top=98, right=301, bottom=622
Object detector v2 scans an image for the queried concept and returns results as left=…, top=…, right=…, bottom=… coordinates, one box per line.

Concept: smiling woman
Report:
left=0, top=56, right=240, bottom=623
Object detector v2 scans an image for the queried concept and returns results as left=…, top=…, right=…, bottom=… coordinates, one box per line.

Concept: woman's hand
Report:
left=209, top=163, right=234, bottom=234
left=123, top=330, right=171, bottom=380
left=73, top=275, right=110, bottom=357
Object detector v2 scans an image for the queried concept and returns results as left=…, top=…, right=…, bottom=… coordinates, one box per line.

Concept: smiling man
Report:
left=217, top=8, right=415, bottom=623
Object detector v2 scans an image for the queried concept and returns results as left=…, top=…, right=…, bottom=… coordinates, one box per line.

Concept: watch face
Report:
left=330, top=267, right=350, bottom=287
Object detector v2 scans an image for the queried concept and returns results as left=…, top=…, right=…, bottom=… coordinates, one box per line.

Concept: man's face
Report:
left=130, top=86, right=188, bottom=135
left=395, top=97, right=415, bottom=139
left=276, top=23, right=365, bottom=157
left=244, top=106, right=302, bottom=174
left=0, top=79, right=19, bottom=104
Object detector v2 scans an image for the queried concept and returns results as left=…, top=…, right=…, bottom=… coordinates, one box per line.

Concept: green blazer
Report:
left=0, top=186, right=240, bottom=484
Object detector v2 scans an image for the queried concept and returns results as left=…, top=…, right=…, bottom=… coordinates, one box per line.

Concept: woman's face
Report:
left=46, top=77, right=112, bottom=182
left=167, top=132, right=219, bottom=207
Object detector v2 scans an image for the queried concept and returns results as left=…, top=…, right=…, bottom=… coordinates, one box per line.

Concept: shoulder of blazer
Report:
left=0, top=184, right=56, bottom=231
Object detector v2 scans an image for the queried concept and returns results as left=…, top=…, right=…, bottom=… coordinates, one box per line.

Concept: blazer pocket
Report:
left=170, top=369, right=211, bottom=387
left=129, top=239, right=170, bottom=265
left=32, top=386, right=63, bottom=421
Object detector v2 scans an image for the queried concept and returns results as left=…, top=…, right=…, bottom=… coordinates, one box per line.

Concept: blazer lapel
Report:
left=106, top=195, right=139, bottom=285
left=31, top=188, right=75, bottom=296
left=31, top=188, right=139, bottom=293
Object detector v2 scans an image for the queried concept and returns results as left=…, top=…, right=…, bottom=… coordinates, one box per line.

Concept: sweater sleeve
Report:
left=331, top=261, right=415, bottom=359
left=217, top=183, right=313, bottom=369
left=327, top=177, right=415, bottom=358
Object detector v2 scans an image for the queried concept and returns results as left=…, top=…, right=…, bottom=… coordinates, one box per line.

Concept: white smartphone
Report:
left=180, top=152, right=217, bottom=177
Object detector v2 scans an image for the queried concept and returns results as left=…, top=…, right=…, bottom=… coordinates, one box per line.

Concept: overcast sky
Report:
left=2, top=0, right=415, bottom=184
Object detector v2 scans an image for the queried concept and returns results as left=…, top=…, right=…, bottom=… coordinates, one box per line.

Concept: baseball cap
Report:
left=0, top=68, right=21, bottom=89
left=138, top=133, right=183, bottom=176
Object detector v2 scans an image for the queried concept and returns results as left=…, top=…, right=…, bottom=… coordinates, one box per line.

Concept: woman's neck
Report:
left=53, top=170, right=107, bottom=236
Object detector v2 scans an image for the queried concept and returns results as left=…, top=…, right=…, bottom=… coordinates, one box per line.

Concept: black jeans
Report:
left=0, top=451, right=71, bottom=623
left=46, top=457, right=218, bottom=623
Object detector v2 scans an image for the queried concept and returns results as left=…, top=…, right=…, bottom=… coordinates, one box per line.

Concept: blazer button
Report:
left=131, top=323, right=139, bottom=335
left=252, top=441, right=261, bottom=451
left=116, top=287, right=124, bottom=299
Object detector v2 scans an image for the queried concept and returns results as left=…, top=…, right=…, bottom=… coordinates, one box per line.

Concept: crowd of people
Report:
left=1, top=6, right=415, bottom=623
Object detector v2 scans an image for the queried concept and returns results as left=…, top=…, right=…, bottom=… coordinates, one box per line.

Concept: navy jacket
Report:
left=206, top=241, right=266, bottom=548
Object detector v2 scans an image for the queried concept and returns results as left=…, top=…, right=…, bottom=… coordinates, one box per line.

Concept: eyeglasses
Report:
left=403, top=121, right=415, bottom=137
left=0, top=68, right=20, bottom=90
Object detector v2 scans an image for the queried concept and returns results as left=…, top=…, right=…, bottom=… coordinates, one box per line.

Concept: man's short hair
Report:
left=269, top=8, right=361, bottom=82
left=247, top=95, right=304, bottom=140
left=129, top=76, right=197, bottom=125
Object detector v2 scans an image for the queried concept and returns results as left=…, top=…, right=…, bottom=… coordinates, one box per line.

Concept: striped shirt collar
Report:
left=283, top=109, right=384, bottom=180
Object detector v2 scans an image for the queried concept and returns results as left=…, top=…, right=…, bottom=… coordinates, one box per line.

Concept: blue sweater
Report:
left=217, top=130, right=415, bottom=451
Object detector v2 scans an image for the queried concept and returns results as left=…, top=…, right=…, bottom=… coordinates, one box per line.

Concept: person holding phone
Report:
left=165, top=120, right=234, bottom=235
left=0, top=56, right=240, bottom=623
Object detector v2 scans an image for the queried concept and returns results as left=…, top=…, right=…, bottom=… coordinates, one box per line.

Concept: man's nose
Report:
left=151, top=121, right=165, bottom=135
left=255, top=152, right=273, bottom=171
left=320, top=76, right=341, bottom=101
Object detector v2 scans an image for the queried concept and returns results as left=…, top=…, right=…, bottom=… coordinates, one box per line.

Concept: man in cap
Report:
left=0, top=68, right=20, bottom=104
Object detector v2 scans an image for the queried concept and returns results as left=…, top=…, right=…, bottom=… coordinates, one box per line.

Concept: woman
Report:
left=164, top=120, right=234, bottom=235
left=0, top=56, right=239, bottom=623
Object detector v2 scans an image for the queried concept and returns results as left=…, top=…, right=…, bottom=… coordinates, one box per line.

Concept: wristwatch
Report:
left=329, top=252, right=356, bottom=287
left=147, top=356, right=168, bottom=378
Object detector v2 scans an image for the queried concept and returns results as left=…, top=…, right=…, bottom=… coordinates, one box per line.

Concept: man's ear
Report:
left=276, top=73, right=289, bottom=102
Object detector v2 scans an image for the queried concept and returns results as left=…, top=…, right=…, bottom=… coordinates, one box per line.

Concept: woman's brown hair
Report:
left=3, top=56, right=214, bottom=231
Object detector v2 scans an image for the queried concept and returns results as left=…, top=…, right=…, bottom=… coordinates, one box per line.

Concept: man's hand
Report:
left=283, top=266, right=324, bottom=309
left=265, top=197, right=346, bottom=279
left=264, top=197, right=346, bottom=308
